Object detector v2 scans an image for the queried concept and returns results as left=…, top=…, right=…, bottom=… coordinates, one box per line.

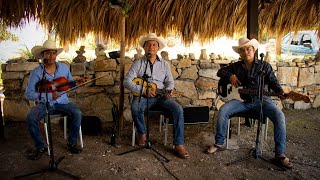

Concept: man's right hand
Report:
left=229, top=74, right=241, bottom=87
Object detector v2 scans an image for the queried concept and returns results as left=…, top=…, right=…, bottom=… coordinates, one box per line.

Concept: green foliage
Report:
left=0, top=23, right=18, bottom=42
left=121, top=0, right=131, bottom=15
left=17, top=45, right=34, bottom=59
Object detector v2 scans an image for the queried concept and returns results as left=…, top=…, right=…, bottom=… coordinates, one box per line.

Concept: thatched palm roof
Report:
left=1, top=0, right=320, bottom=46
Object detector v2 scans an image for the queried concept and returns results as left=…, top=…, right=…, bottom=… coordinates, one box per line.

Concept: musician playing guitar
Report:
left=123, top=33, right=189, bottom=159
left=207, top=37, right=294, bottom=169
left=25, top=40, right=83, bottom=160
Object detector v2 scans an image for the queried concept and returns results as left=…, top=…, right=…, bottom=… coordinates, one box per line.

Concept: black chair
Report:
left=131, top=105, right=168, bottom=146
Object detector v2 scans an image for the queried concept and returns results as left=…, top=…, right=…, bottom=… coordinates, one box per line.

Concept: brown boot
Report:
left=137, top=134, right=146, bottom=146
left=173, top=145, right=190, bottom=159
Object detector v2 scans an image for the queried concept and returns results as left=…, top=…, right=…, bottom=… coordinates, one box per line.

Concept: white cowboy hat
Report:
left=139, top=33, right=166, bottom=51
left=31, top=40, right=64, bottom=59
left=232, top=37, right=259, bottom=53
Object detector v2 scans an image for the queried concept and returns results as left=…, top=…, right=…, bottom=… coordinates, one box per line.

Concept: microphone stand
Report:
left=15, top=61, right=79, bottom=179
left=118, top=55, right=169, bottom=163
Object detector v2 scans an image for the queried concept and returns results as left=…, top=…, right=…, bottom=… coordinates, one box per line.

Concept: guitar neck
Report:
left=238, top=89, right=278, bottom=97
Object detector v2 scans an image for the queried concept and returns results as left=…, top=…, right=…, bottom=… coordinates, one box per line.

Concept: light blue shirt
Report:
left=123, top=55, right=174, bottom=94
left=25, top=62, right=73, bottom=106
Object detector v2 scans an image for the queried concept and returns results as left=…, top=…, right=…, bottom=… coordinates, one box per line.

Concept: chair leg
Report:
left=164, top=117, right=169, bottom=146
left=237, top=117, right=241, bottom=135
left=132, top=121, right=135, bottom=146
left=264, top=118, right=268, bottom=140
left=63, top=116, right=67, bottom=139
left=226, top=119, right=231, bottom=149
left=44, top=123, right=50, bottom=155
left=79, top=126, right=83, bottom=148
left=159, top=114, right=164, bottom=133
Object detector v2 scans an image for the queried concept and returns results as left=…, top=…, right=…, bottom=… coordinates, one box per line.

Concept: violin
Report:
left=36, top=75, right=108, bottom=94
left=36, top=77, right=78, bottom=93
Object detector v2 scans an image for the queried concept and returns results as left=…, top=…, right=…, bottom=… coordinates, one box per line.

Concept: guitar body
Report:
left=132, top=78, right=157, bottom=97
left=219, top=84, right=310, bottom=103
left=219, top=84, right=244, bottom=102
left=131, top=78, right=183, bottom=97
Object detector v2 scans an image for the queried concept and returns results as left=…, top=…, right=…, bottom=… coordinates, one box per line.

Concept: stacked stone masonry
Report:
left=1, top=58, right=320, bottom=126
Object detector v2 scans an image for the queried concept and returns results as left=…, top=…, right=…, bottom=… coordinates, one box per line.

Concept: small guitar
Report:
left=132, top=77, right=183, bottom=97
left=219, top=84, right=310, bottom=103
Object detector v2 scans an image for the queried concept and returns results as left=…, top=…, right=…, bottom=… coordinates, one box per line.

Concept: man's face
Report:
left=42, top=50, right=57, bottom=64
left=143, top=40, right=159, bottom=55
left=238, top=46, right=255, bottom=61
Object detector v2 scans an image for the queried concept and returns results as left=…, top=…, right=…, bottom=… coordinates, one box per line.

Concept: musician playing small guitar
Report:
left=123, top=33, right=189, bottom=159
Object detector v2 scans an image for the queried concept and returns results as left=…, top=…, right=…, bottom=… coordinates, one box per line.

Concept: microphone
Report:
left=146, top=53, right=152, bottom=60
left=43, top=58, right=48, bottom=64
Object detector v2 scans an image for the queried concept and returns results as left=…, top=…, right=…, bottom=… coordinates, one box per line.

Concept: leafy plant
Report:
left=17, top=45, right=35, bottom=59
left=0, top=23, right=18, bottom=42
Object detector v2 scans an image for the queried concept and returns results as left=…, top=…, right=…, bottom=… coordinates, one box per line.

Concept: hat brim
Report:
left=139, top=37, right=166, bottom=51
left=232, top=39, right=259, bottom=54
left=31, top=46, right=63, bottom=59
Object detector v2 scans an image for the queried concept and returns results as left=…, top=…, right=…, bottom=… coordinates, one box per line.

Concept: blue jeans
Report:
left=27, top=102, right=82, bottom=150
left=131, top=96, right=184, bottom=145
left=215, top=97, right=286, bottom=156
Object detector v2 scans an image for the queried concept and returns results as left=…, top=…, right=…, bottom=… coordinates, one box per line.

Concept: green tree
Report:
left=0, top=23, right=18, bottom=41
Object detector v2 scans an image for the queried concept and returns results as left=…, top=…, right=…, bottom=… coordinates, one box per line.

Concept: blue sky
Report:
left=0, top=21, right=46, bottom=62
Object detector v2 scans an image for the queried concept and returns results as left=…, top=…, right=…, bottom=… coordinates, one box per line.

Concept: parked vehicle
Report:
left=282, top=30, right=319, bottom=55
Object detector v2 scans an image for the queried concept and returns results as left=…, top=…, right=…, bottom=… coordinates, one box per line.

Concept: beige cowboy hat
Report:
left=139, top=33, right=166, bottom=51
left=31, top=40, right=64, bottom=59
left=232, top=37, right=259, bottom=53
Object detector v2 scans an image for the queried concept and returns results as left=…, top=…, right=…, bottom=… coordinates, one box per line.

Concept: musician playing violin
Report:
left=25, top=40, right=83, bottom=160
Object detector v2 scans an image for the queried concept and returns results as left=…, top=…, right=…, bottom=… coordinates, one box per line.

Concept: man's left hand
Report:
left=279, top=91, right=287, bottom=100
left=165, top=90, right=173, bottom=98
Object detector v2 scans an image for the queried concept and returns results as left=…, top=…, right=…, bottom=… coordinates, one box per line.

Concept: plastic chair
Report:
left=226, top=112, right=269, bottom=149
left=43, top=114, right=83, bottom=155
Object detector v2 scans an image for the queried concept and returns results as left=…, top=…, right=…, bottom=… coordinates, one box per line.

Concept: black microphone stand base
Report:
left=14, top=155, right=80, bottom=179
left=117, top=140, right=170, bottom=163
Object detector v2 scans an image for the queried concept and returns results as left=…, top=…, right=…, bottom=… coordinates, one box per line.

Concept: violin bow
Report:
left=60, top=74, right=109, bottom=95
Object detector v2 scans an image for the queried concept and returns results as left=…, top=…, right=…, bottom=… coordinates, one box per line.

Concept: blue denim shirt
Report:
left=123, top=55, right=174, bottom=94
left=217, top=59, right=283, bottom=101
left=25, top=62, right=73, bottom=106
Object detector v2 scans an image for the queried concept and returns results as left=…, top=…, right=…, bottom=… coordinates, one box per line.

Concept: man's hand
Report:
left=165, top=90, right=173, bottom=99
left=76, top=76, right=88, bottom=86
left=52, top=92, right=60, bottom=100
left=279, top=90, right=287, bottom=100
left=229, top=74, right=241, bottom=87
left=144, top=87, right=156, bottom=97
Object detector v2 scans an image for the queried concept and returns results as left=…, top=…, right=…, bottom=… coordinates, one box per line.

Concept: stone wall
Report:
left=1, top=58, right=320, bottom=126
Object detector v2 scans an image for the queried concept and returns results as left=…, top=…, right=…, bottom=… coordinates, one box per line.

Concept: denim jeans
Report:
left=27, top=102, right=82, bottom=150
left=215, top=97, right=286, bottom=156
left=131, top=96, right=184, bottom=145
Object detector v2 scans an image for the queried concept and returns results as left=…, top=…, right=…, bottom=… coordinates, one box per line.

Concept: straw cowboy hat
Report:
left=139, top=33, right=166, bottom=51
left=31, top=40, right=64, bottom=59
left=232, top=37, right=259, bottom=53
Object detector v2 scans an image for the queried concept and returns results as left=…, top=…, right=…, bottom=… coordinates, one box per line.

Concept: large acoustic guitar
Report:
left=131, top=77, right=183, bottom=97
left=219, top=84, right=310, bottom=103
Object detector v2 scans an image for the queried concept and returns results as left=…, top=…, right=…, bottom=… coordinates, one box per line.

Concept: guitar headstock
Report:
left=286, top=91, right=310, bottom=103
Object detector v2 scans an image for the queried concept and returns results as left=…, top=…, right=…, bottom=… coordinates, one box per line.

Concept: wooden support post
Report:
left=247, top=0, right=259, bottom=40
left=118, top=15, right=126, bottom=136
